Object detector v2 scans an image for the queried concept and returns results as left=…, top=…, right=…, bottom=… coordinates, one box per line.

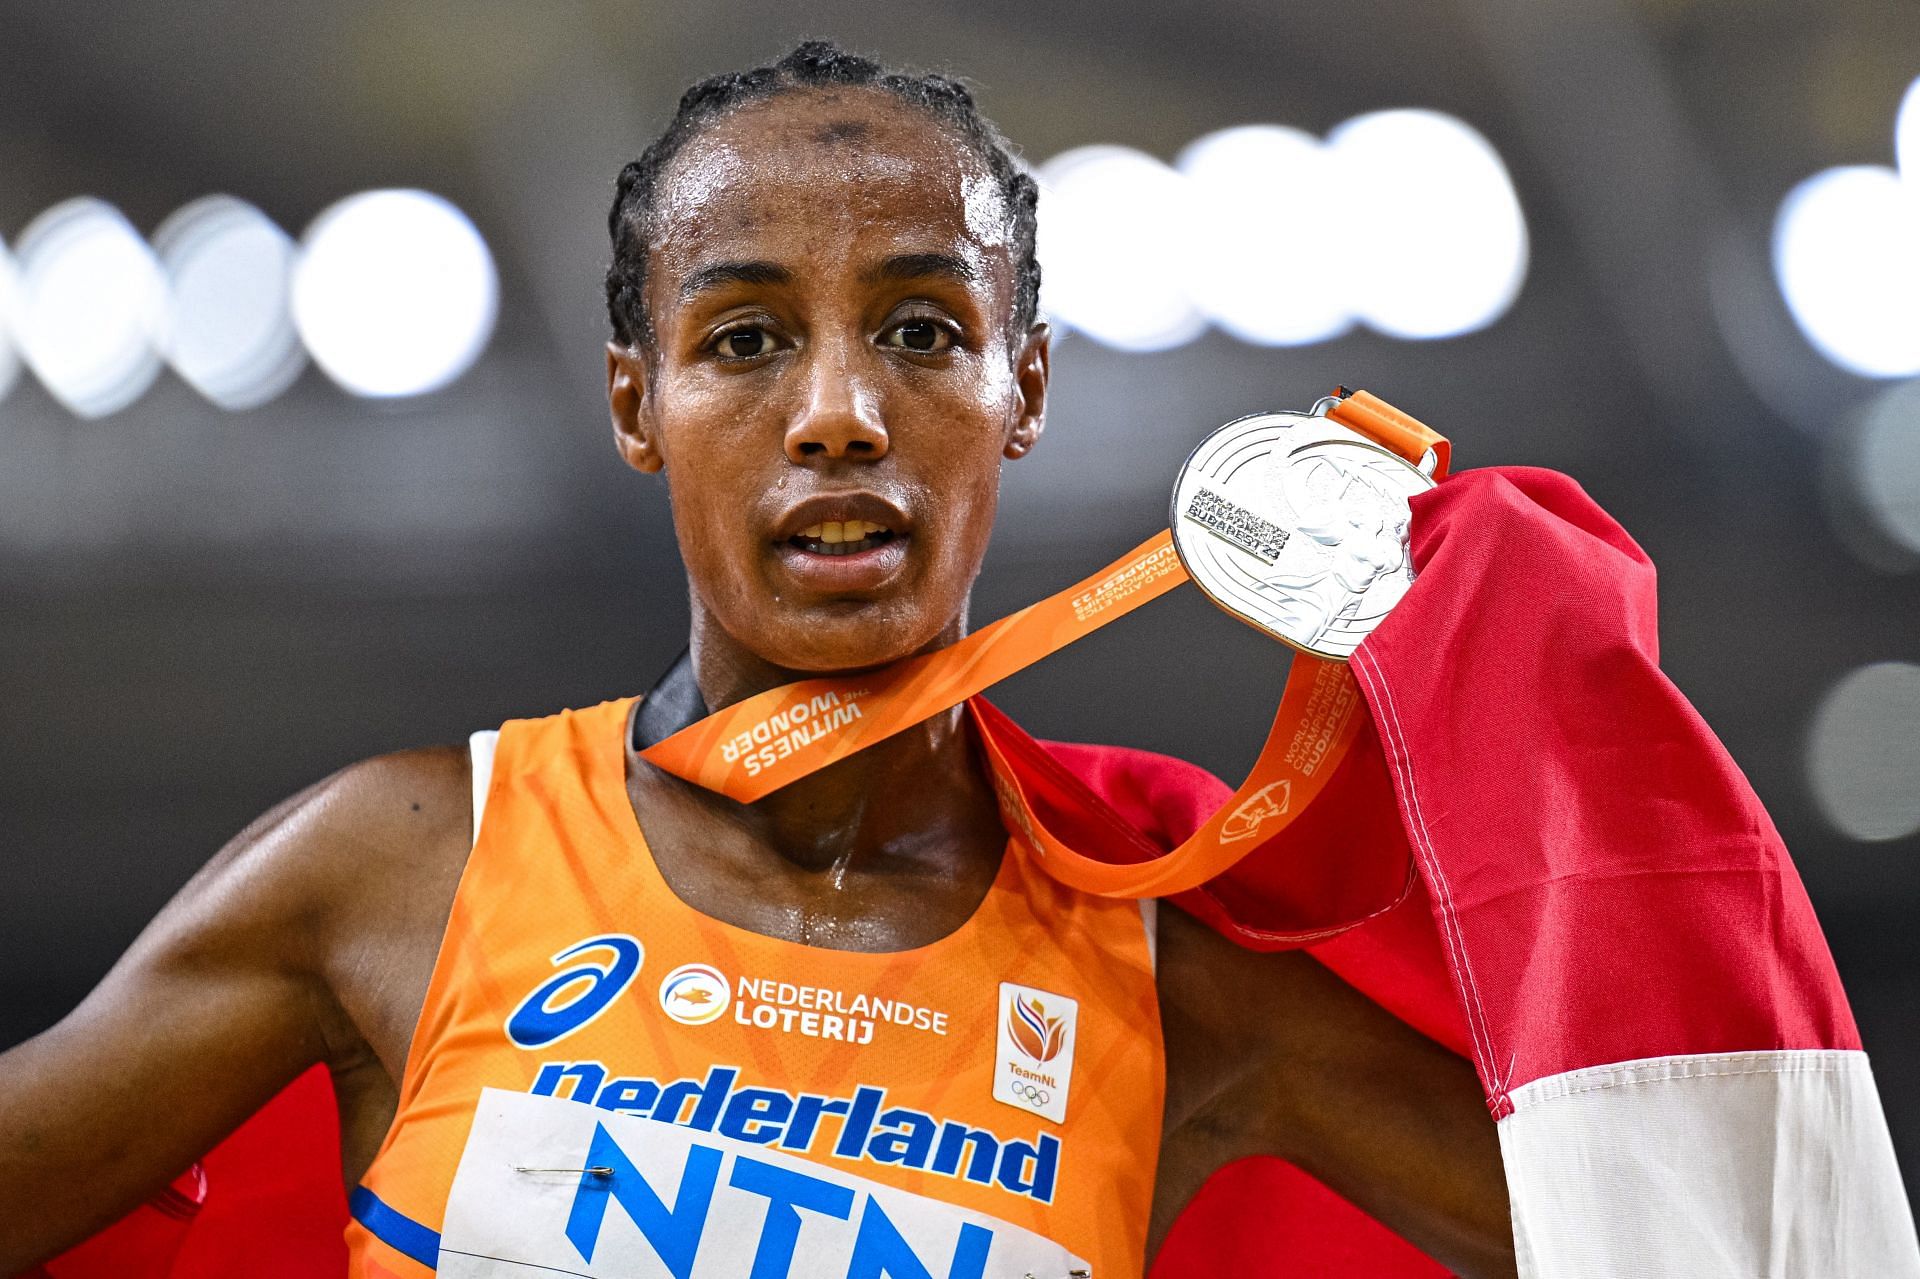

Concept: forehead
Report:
left=647, top=88, right=1011, bottom=290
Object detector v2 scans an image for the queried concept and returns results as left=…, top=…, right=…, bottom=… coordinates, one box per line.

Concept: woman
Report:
left=0, top=42, right=1516, bottom=1277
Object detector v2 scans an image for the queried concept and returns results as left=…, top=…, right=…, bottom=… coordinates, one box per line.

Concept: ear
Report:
left=1004, top=321, right=1051, bottom=460
left=606, top=342, right=664, bottom=474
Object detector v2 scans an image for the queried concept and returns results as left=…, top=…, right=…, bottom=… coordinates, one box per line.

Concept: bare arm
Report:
left=1155, top=903, right=1518, bottom=1278
left=0, top=746, right=468, bottom=1270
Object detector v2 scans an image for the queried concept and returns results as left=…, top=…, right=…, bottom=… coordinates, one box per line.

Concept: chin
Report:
left=744, top=602, right=951, bottom=676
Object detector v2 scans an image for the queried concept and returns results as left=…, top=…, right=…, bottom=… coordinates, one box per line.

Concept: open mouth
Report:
left=789, top=520, right=898, bottom=557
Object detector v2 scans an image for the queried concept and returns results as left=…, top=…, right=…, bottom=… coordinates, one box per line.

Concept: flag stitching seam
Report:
left=1353, top=645, right=1514, bottom=1110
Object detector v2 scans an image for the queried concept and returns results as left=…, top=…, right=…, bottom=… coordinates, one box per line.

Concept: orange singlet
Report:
left=347, top=697, right=1164, bottom=1279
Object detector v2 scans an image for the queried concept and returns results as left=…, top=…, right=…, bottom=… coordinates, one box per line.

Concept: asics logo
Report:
left=505, top=934, right=645, bottom=1049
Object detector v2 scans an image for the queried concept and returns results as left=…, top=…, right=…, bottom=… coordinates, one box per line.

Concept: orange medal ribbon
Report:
left=642, top=390, right=1449, bottom=899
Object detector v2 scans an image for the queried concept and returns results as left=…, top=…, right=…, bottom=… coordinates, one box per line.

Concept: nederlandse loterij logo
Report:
left=657, top=962, right=731, bottom=1026
left=1219, top=778, right=1291, bottom=844
left=994, top=983, right=1078, bottom=1124
left=1007, top=991, right=1067, bottom=1064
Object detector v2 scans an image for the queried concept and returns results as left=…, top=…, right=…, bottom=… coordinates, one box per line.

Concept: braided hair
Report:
left=605, top=41, right=1041, bottom=349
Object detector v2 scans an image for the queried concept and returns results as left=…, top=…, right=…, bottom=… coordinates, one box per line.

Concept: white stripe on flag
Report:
left=1498, top=1048, right=1920, bottom=1277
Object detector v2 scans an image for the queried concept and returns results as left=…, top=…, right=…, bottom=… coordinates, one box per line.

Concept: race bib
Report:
left=439, top=1089, right=1091, bottom=1279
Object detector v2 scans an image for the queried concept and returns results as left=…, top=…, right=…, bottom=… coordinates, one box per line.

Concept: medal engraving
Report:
left=1185, top=488, right=1291, bottom=562
left=1171, top=411, right=1435, bottom=660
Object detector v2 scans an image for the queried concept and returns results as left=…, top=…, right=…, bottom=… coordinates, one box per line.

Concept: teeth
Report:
left=795, top=519, right=888, bottom=543
left=791, top=519, right=892, bottom=554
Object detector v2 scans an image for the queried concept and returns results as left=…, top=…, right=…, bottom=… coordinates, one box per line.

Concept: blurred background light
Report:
left=1774, top=166, right=1920, bottom=378
left=290, top=188, right=498, bottom=398
left=1176, top=126, right=1350, bottom=346
left=1828, top=378, right=1920, bottom=569
left=12, top=198, right=169, bottom=419
left=1326, top=109, right=1530, bottom=341
left=1806, top=662, right=1920, bottom=841
left=1852, top=379, right=1920, bottom=558
left=1036, top=146, right=1208, bottom=352
left=0, top=237, right=19, bottom=403
left=1037, top=114, right=1526, bottom=352
left=152, top=196, right=306, bottom=412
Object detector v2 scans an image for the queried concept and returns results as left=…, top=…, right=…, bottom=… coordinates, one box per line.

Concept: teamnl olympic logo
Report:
left=504, top=934, right=645, bottom=1049
left=993, top=984, right=1078, bottom=1125
left=657, top=963, right=731, bottom=1026
left=1006, top=992, right=1068, bottom=1064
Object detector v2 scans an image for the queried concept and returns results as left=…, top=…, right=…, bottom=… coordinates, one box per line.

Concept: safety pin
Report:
left=513, top=1165, right=615, bottom=1177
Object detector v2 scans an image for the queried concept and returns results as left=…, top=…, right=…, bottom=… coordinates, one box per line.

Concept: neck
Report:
left=677, top=608, right=1004, bottom=882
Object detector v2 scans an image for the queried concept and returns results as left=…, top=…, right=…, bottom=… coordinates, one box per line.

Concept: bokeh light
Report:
left=153, top=196, right=306, bottom=411
left=0, top=237, right=19, bottom=403
left=1037, top=147, right=1208, bottom=352
left=1773, top=166, right=1920, bottom=378
left=1327, top=110, right=1529, bottom=341
left=12, top=198, right=170, bottom=419
left=1828, top=378, right=1920, bottom=570
left=1806, top=662, right=1920, bottom=841
left=1176, top=126, right=1350, bottom=346
left=1852, top=380, right=1920, bottom=558
left=1036, top=114, right=1527, bottom=352
left=291, top=189, right=498, bottom=398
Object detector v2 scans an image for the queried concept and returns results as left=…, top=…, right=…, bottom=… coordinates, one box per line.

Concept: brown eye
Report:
left=882, top=319, right=952, bottom=353
left=718, top=327, right=773, bottom=359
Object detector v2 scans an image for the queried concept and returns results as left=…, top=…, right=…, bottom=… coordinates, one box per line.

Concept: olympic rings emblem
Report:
left=1010, top=1081, right=1051, bottom=1106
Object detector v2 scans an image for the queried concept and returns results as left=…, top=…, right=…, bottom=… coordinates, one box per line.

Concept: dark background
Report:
left=3, top=0, right=1918, bottom=1203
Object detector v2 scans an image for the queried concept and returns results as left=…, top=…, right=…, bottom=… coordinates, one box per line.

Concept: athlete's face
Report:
left=607, top=90, right=1049, bottom=675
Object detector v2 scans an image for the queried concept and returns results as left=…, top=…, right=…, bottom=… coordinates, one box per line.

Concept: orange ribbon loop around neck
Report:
left=641, top=390, right=1448, bottom=899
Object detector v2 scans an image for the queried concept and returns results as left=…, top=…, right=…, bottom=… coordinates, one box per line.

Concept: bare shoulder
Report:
left=0, top=744, right=475, bottom=1266
left=169, top=743, right=474, bottom=966
left=268, top=744, right=474, bottom=922
left=248, top=745, right=478, bottom=1073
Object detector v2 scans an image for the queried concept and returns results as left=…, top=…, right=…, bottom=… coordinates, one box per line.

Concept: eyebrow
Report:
left=677, top=260, right=792, bottom=302
left=863, top=252, right=978, bottom=285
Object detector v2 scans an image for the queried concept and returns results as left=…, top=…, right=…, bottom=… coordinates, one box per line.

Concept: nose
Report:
left=784, top=341, right=888, bottom=463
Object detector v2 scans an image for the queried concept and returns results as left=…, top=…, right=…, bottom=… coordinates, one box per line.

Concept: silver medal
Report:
left=1170, top=407, right=1435, bottom=660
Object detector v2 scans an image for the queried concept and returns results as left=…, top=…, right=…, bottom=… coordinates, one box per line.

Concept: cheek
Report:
left=920, top=437, right=1005, bottom=584
left=656, top=432, right=766, bottom=579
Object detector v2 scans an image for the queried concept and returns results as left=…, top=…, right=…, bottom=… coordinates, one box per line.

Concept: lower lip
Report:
left=773, top=537, right=911, bottom=592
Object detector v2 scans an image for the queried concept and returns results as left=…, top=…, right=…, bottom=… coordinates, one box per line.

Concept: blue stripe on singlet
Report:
left=349, top=1185, right=442, bottom=1267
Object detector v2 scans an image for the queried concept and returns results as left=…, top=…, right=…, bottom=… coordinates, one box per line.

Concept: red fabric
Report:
left=1349, top=467, right=1856, bottom=1111
left=24, top=1167, right=203, bottom=1279
left=169, top=1065, right=348, bottom=1278
left=1044, top=736, right=1471, bottom=1059
left=1155, top=1159, right=1450, bottom=1278
left=32, top=1067, right=347, bottom=1278
left=1054, top=466, right=1859, bottom=1270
